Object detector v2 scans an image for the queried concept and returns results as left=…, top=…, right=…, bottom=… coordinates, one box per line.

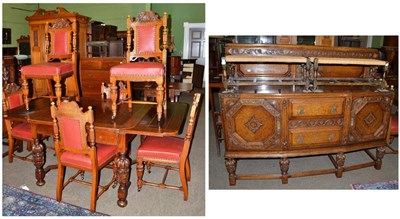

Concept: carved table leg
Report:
left=335, top=152, right=346, bottom=178
left=279, top=157, right=290, bottom=184
left=225, top=158, right=237, bottom=186
left=115, top=152, right=131, bottom=207
left=375, top=146, right=385, bottom=170
left=32, top=138, right=46, bottom=186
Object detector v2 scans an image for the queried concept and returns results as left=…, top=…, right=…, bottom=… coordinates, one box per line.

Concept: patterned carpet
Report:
left=351, top=180, right=398, bottom=190
left=2, top=184, right=108, bottom=216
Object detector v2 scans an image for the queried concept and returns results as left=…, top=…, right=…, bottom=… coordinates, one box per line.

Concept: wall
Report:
left=2, top=3, right=205, bottom=55
left=2, top=3, right=38, bottom=48
left=151, top=3, right=206, bottom=56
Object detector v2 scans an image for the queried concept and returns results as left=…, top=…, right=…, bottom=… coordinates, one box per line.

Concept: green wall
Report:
left=2, top=3, right=38, bottom=48
left=151, top=3, right=206, bottom=55
left=2, top=3, right=205, bottom=55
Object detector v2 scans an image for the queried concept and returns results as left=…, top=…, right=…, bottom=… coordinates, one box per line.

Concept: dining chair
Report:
left=386, top=113, right=398, bottom=154
left=51, top=100, right=117, bottom=212
left=136, top=93, right=201, bottom=200
left=109, top=11, right=168, bottom=121
left=21, top=18, right=80, bottom=111
left=3, top=88, right=34, bottom=162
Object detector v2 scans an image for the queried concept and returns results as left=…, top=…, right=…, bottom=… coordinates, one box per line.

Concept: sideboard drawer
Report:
left=81, top=59, right=102, bottom=69
left=81, top=70, right=109, bottom=82
left=289, top=127, right=342, bottom=148
left=101, top=60, right=124, bottom=69
left=289, top=98, right=345, bottom=118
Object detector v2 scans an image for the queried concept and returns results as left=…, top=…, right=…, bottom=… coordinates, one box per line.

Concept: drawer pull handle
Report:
left=331, top=106, right=337, bottom=114
left=297, top=135, right=304, bottom=144
left=327, top=134, right=334, bottom=141
left=298, top=106, right=305, bottom=115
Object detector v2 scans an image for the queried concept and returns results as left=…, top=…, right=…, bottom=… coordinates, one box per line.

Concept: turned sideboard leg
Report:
left=375, top=146, right=385, bottom=170
left=225, top=158, right=237, bottom=186
left=279, top=157, right=290, bottom=184
left=335, top=152, right=346, bottom=178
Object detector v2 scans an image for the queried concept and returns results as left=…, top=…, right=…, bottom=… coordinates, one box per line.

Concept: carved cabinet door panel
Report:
left=220, top=94, right=283, bottom=151
left=349, top=94, right=393, bottom=142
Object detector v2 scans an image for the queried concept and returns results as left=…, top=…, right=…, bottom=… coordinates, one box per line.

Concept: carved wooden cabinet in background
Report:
left=220, top=44, right=394, bottom=185
left=25, top=7, right=90, bottom=96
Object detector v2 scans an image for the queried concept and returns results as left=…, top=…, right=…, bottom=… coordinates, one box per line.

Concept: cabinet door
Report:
left=349, top=94, right=393, bottom=142
left=220, top=94, right=283, bottom=151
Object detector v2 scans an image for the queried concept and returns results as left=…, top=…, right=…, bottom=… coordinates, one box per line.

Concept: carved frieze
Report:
left=227, top=47, right=376, bottom=59
left=289, top=118, right=344, bottom=129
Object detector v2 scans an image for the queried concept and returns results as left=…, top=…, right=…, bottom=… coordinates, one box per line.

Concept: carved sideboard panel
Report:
left=221, top=96, right=282, bottom=150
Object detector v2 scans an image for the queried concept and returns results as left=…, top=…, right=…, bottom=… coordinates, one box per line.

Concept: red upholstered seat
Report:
left=11, top=122, right=32, bottom=140
left=137, top=136, right=184, bottom=162
left=391, top=114, right=398, bottom=134
left=21, top=62, right=73, bottom=76
left=110, top=62, right=164, bottom=77
left=60, top=143, right=118, bottom=169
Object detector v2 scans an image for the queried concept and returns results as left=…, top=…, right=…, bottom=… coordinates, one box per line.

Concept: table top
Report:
left=4, top=97, right=189, bottom=137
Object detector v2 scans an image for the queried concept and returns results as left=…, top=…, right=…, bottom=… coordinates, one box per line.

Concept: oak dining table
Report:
left=3, top=96, right=189, bottom=208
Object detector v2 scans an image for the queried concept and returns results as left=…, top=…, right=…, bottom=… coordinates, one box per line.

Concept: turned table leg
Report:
left=32, top=138, right=46, bottom=186
left=115, top=152, right=131, bottom=207
left=225, top=158, right=237, bottom=186
left=375, top=146, right=385, bottom=170
left=279, top=158, right=290, bottom=184
left=335, top=152, right=346, bottom=178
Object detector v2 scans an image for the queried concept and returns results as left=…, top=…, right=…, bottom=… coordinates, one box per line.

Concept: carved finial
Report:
left=135, top=11, right=159, bottom=22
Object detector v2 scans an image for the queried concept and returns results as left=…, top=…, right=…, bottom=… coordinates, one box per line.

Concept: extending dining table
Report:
left=3, top=96, right=189, bottom=208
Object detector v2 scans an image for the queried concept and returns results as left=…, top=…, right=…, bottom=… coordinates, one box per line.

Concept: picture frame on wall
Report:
left=3, top=28, right=11, bottom=44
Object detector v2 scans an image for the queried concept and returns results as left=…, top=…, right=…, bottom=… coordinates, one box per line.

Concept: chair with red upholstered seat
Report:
left=110, top=11, right=168, bottom=121
left=386, top=113, right=398, bottom=154
left=21, top=18, right=80, bottom=111
left=3, top=88, right=35, bottom=162
left=51, top=101, right=117, bottom=212
left=136, top=93, right=201, bottom=200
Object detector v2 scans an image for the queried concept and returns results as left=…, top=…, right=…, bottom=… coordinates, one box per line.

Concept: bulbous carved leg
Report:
left=225, top=158, right=237, bottom=186
left=375, top=146, right=385, bottom=170
left=32, top=139, right=45, bottom=186
left=279, top=158, right=290, bottom=184
left=335, top=153, right=346, bottom=178
left=115, top=153, right=131, bottom=207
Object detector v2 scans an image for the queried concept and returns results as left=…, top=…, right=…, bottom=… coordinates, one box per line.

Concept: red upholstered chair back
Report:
left=127, top=11, right=168, bottom=65
left=2, top=89, right=24, bottom=111
left=46, top=18, right=77, bottom=62
left=180, top=93, right=202, bottom=160
left=51, top=101, right=94, bottom=154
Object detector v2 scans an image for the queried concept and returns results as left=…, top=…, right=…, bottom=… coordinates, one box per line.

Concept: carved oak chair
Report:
left=2, top=88, right=35, bottom=162
left=386, top=114, right=398, bottom=154
left=136, top=93, right=201, bottom=200
left=21, top=18, right=80, bottom=111
left=110, top=11, right=168, bottom=121
left=51, top=101, right=117, bottom=212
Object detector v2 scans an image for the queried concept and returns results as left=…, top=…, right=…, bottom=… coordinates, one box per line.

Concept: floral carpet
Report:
left=351, top=180, right=398, bottom=190
left=2, top=184, right=108, bottom=216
